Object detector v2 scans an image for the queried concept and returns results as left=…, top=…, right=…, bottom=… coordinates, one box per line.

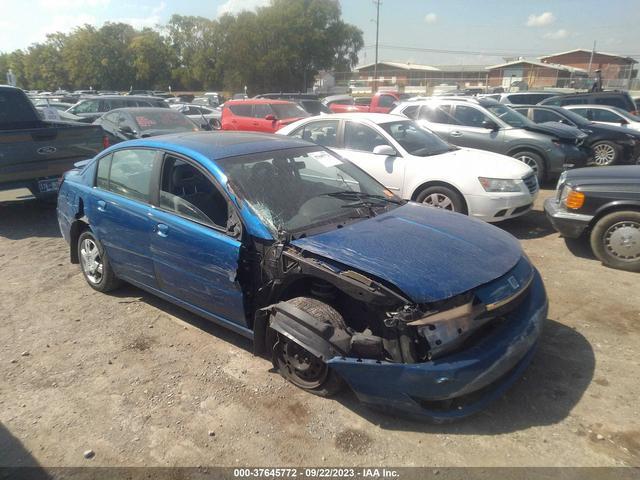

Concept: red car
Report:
left=221, top=99, right=310, bottom=132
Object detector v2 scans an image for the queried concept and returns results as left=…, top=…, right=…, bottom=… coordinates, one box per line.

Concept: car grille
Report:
left=523, top=173, right=538, bottom=195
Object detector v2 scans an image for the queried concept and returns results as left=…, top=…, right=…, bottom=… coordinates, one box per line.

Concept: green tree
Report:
left=129, top=29, right=175, bottom=89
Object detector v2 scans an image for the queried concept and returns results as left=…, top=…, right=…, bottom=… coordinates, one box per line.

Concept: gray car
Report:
left=66, top=95, right=170, bottom=123
left=391, top=97, right=590, bottom=182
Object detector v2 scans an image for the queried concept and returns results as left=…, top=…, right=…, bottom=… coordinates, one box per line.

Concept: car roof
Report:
left=105, top=107, right=178, bottom=114
left=114, top=131, right=314, bottom=160
left=225, top=99, right=295, bottom=105
left=563, top=104, right=624, bottom=109
left=303, top=112, right=405, bottom=124
left=80, top=95, right=164, bottom=101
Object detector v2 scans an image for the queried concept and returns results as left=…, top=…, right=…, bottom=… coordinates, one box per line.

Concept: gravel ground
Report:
left=1, top=189, right=639, bottom=468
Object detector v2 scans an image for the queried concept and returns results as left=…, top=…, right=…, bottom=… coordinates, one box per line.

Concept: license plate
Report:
left=38, top=178, right=59, bottom=193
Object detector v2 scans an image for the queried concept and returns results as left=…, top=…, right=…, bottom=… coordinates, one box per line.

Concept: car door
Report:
left=333, top=120, right=405, bottom=194
left=148, top=153, right=246, bottom=327
left=415, top=103, right=456, bottom=141
left=90, top=148, right=160, bottom=288
left=251, top=104, right=276, bottom=132
left=448, top=104, right=502, bottom=152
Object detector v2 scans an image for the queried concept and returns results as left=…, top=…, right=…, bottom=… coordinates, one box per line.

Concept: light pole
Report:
left=372, top=0, right=381, bottom=94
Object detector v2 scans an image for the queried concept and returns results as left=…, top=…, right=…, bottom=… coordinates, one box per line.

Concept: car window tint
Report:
left=452, top=105, right=490, bottom=127
left=229, top=104, right=252, bottom=116
left=592, top=108, right=623, bottom=122
left=105, top=99, right=126, bottom=111
left=290, top=120, right=339, bottom=147
left=561, top=97, right=587, bottom=105
left=74, top=100, right=99, bottom=113
left=401, top=105, right=419, bottom=119
left=107, top=149, right=157, bottom=203
left=532, top=109, right=565, bottom=123
left=160, top=156, right=228, bottom=228
left=253, top=104, right=272, bottom=118
left=344, top=121, right=390, bottom=152
left=378, top=95, right=396, bottom=108
left=96, top=154, right=112, bottom=190
left=134, top=100, right=151, bottom=107
left=419, top=104, right=456, bottom=124
left=595, top=97, right=627, bottom=109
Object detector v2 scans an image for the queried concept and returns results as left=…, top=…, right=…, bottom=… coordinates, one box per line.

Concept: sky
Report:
left=1, top=0, right=639, bottom=66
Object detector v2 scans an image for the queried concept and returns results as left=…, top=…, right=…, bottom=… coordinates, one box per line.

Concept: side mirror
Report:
left=373, top=145, right=397, bottom=156
left=265, top=114, right=277, bottom=121
left=620, top=118, right=629, bottom=125
left=481, top=119, right=499, bottom=130
left=119, top=125, right=135, bottom=136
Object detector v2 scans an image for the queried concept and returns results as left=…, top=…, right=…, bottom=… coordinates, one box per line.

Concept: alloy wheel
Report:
left=593, top=143, right=616, bottom=166
left=423, top=193, right=455, bottom=211
left=517, top=155, right=539, bottom=175
left=80, top=238, right=103, bottom=284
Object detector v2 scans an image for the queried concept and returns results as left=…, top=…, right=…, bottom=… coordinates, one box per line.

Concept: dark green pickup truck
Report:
left=0, top=86, right=104, bottom=202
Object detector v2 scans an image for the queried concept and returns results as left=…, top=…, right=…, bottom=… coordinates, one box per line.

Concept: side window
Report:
left=544, top=98, right=561, bottom=106
left=290, top=120, right=339, bottom=147
left=252, top=104, right=272, bottom=118
left=133, top=100, right=151, bottom=107
left=229, top=104, right=252, bottom=117
left=595, top=97, right=626, bottom=109
left=592, top=108, right=623, bottom=122
left=419, top=104, right=456, bottom=124
left=107, top=149, right=158, bottom=203
left=561, top=97, right=587, bottom=106
left=401, top=105, right=419, bottom=119
left=452, top=105, right=491, bottom=128
left=96, top=154, right=112, bottom=190
left=73, top=100, right=99, bottom=114
left=532, top=109, right=565, bottom=124
left=569, top=108, right=590, bottom=120
left=344, top=121, right=390, bottom=152
left=160, top=156, right=229, bottom=229
left=378, top=95, right=396, bottom=108
left=104, top=99, right=126, bottom=111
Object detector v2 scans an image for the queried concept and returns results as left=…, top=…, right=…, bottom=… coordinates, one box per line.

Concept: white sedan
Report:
left=278, top=113, right=538, bottom=222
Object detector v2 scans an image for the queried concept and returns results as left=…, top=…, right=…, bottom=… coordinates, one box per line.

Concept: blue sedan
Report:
left=57, top=132, right=548, bottom=422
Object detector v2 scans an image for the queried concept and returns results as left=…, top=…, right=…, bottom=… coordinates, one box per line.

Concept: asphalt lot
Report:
left=1, top=188, right=639, bottom=468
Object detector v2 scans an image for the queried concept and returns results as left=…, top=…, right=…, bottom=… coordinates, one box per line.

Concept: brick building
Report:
left=485, top=59, right=587, bottom=90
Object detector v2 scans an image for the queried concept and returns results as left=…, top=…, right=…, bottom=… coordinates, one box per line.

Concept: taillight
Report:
left=102, top=136, right=110, bottom=149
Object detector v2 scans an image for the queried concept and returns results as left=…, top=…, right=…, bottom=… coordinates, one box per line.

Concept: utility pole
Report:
left=587, top=40, right=596, bottom=76
left=372, top=0, right=381, bottom=94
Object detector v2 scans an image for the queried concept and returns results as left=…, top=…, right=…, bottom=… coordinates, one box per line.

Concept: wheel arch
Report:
left=410, top=180, right=469, bottom=214
left=69, top=197, right=89, bottom=264
left=589, top=201, right=640, bottom=230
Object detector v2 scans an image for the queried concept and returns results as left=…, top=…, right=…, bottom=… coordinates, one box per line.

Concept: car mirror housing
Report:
left=482, top=120, right=499, bottom=131
left=265, top=114, right=277, bottom=121
left=373, top=145, right=397, bottom=156
left=119, top=126, right=135, bottom=135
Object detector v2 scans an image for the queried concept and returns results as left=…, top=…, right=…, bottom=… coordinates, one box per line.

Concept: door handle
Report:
left=97, top=200, right=106, bottom=212
left=450, top=131, right=463, bottom=137
left=155, top=223, right=169, bottom=238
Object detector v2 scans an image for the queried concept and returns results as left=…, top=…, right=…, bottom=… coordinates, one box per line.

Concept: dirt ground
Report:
left=1, top=188, right=639, bottom=468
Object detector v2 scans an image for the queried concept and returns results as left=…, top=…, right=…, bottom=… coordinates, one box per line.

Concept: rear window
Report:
left=506, top=94, right=553, bottom=105
left=271, top=103, right=310, bottom=119
left=0, top=89, right=40, bottom=127
left=133, top=111, right=197, bottom=132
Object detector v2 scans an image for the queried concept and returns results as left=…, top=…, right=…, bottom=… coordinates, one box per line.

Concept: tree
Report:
left=129, top=29, right=175, bottom=89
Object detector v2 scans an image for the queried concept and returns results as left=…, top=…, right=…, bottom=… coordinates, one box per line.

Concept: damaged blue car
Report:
left=57, top=132, right=548, bottom=422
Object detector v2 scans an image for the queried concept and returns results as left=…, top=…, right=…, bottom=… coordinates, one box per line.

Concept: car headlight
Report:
left=478, top=177, right=522, bottom=193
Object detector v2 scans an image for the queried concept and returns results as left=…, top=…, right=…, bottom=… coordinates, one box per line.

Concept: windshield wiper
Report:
left=323, top=191, right=404, bottom=205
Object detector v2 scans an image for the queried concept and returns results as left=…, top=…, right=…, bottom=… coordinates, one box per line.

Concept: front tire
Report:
left=271, top=297, right=346, bottom=397
left=415, top=185, right=466, bottom=213
left=513, top=151, right=546, bottom=183
left=77, top=231, right=120, bottom=292
left=590, top=211, right=640, bottom=272
left=591, top=141, right=620, bottom=166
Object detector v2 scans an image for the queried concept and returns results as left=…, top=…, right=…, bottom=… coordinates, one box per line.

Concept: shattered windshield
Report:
left=217, top=147, right=401, bottom=235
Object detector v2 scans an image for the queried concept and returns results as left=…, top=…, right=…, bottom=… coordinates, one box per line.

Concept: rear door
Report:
left=149, top=153, right=246, bottom=327
left=251, top=104, right=276, bottom=132
left=89, top=148, right=160, bottom=288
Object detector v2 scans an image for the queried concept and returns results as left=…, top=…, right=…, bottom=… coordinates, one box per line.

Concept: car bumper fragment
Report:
left=328, top=270, right=548, bottom=422
left=544, top=197, right=593, bottom=238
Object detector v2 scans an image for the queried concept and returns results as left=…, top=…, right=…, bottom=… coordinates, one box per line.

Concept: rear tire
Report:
left=271, top=297, right=346, bottom=397
left=77, top=231, right=121, bottom=292
left=513, top=151, right=546, bottom=183
left=590, top=211, right=640, bottom=272
left=415, top=185, right=466, bottom=214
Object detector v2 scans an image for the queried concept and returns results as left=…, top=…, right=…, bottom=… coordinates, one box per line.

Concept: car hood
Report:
left=426, top=147, right=534, bottom=179
left=566, top=165, right=640, bottom=185
left=291, top=202, right=523, bottom=303
left=524, top=121, right=586, bottom=140
left=580, top=122, right=640, bottom=138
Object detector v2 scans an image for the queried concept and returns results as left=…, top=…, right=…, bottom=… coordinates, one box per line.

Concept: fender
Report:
left=264, top=302, right=351, bottom=363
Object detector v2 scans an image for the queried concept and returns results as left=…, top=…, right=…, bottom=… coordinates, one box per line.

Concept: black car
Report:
left=540, top=91, right=638, bottom=114
left=67, top=95, right=170, bottom=123
left=94, top=108, right=200, bottom=145
left=513, top=105, right=640, bottom=166
left=545, top=166, right=640, bottom=271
